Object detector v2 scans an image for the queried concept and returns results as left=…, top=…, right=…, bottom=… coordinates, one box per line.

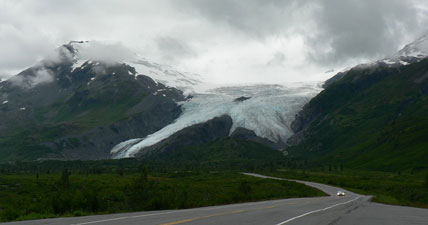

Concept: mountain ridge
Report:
left=285, top=36, right=428, bottom=171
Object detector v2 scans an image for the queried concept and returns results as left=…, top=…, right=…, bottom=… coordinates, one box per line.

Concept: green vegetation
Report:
left=50, top=80, right=147, bottom=129
left=142, top=137, right=287, bottom=171
left=264, top=169, right=428, bottom=208
left=288, top=58, right=428, bottom=171
left=0, top=168, right=325, bottom=222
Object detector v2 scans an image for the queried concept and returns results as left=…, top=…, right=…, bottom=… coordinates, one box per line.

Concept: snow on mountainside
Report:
left=128, top=60, right=205, bottom=95
left=380, top=34, right=428, bottom=65
left=111, top=82, right=322, bottom=158
left=324, top=35, right=428, bottom=88
left=396, top=35, right=428, bottom=58
left=68, top=41, right=205, bottom=95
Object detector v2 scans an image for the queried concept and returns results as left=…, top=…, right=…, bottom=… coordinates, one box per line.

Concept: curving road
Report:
left=3, top=173, right=428, bottom=225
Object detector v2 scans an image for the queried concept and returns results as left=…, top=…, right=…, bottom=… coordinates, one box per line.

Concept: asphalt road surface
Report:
left=3, top=173, right=428, bottom=225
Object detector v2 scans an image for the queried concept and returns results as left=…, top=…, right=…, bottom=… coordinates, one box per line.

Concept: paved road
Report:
left=3, top=173, right=428, bottom=225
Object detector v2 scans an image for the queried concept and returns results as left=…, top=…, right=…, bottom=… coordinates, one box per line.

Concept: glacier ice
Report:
left=111, top=83, right=322, bottom=158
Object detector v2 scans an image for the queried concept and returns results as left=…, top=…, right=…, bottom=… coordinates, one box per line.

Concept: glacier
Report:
left=111, top=82, right=322, bottom=158
left=63, top=41, right=323, bottom=159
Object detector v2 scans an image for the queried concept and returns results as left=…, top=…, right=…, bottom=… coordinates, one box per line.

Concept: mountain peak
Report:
left=324, top=34, right=428, bottom=88
left=396, top=34, right=428, bottom=58
left=374, top=34, right=428, bottom=66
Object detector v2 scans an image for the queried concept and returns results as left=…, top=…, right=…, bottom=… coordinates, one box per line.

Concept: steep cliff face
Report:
left=288, top=64, right=402, bottom=146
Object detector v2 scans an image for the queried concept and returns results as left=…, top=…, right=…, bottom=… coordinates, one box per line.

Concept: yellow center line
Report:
left=257, top=201, right=299, bottom=210
left=159, top=210, right=245, bottom=225
left=162, top=218, right=197, bottom=225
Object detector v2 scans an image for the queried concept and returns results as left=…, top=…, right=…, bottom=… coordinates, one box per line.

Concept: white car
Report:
left=337, top=191, right=346, bottom=196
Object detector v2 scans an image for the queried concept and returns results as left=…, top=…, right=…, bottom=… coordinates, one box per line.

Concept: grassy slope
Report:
left=0, top=171, right=325, bottom=222
left=0, top=78, right=147, bottom=162
left=288, top=59, right=428, bottom=171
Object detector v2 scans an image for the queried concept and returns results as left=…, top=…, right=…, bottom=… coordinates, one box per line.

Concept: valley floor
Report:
left=0, top=170, right=324, bottom=222
left=2, top=173, right=428, bottom=225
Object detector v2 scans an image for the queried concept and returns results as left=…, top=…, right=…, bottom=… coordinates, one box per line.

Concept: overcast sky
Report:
left=1, top=0, right=427, bottom=84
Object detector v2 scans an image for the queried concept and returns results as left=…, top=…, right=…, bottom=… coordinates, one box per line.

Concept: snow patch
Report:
left=71, top=60, right=86, bottom=72
left=381, top=59, right=396, bottom=65
left=110, top=138, right=143, bottom=155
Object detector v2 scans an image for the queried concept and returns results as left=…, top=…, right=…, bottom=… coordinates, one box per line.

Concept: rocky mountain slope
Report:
left=0, top=42, right=186, bottom=161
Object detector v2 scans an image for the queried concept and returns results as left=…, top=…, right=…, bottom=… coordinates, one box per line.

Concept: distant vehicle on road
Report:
left=337, top=191, right=346, bottom=196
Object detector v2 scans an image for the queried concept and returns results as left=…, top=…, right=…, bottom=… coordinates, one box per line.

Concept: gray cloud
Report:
left=10, top=67, right=54, bottom=88
left=0, top=0, right=427, bottom=83
left=307, top=0, right=428, bottom=66
left=175, top=0, right=305, bottom=38
left=180, top=0, right=428, bottom=66
left=76, top=41, right=136, bottom=63
left=156, top=36, right=196, bottom=64
left=267, top=52, right=286, bottom=67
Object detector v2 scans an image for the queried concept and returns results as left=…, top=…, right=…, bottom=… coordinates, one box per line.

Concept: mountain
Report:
left=0, top=41, right=321, bottom=162
left=286, top=35, right=428, bottom=171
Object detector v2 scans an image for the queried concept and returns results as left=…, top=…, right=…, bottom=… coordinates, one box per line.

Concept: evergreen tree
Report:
left=129, top=168, right=150, bottom=210
left=61, top=169, right=70, bottom=188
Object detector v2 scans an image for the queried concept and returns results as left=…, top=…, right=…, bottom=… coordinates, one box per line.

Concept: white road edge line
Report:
left=69, top=194, right=302, bottom=225
left=275, top=196, right=362, bottom=225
